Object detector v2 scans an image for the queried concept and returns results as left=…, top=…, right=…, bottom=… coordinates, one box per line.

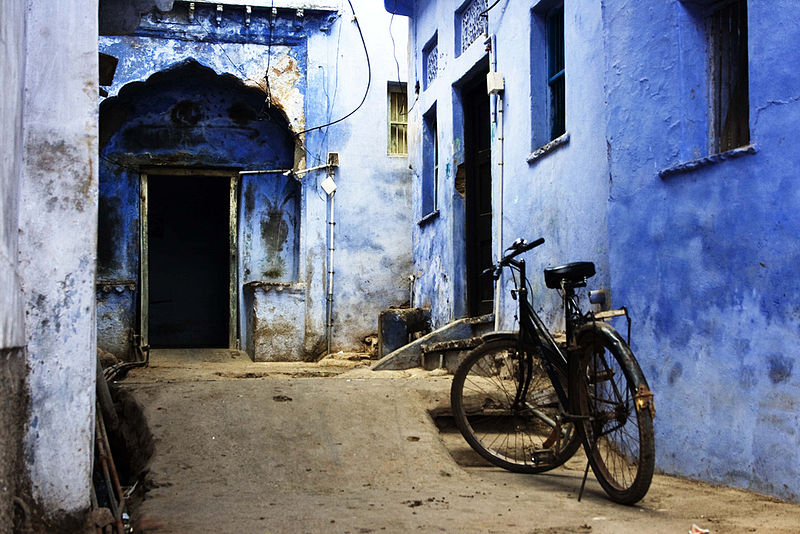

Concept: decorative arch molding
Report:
left=100, top=58, right=295, bottom=164
left=97, top=57, right=302, bottom=358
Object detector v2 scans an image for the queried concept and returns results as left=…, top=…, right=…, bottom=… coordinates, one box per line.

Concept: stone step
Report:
left=420, top=337, right=483, bottom=373
left=371, top=313, right=494, bottom=371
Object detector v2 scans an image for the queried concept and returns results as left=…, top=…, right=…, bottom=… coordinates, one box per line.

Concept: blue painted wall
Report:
left=99, top=1, right=412, bottom=359
left=390, top=0, right=800, bottom=501
left=603, top=0, right=800, bottom=501
left=401, top=0, right=610, bottom=331
left=99, top=58, right=297, bottom=354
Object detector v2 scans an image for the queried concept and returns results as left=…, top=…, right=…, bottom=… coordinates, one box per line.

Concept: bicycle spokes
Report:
left=574, top=329, right=655, bottom=504
left=451, top=339, right=581, bottom=474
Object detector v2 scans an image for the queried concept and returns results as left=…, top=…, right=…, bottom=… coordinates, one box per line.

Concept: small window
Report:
left=456, top=0, right=488, bottom=57
left=423, top=33, right=439, bottom=91
left=388, top=83, right=408, bottom=155
left=422, top=106, right=438, bottom=217
left=530, top=1, right=566, bottom=151
left=546, top=4, right=565, bottom=140
left=709, top=0, right=749, bottom=153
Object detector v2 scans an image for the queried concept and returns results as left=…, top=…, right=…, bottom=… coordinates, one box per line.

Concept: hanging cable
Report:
left=265, top=2, right=275, bottom=108
left=480, top=0, right=502, bottom=17
left=295, top=0, right=371, bottom=136
left=389, top=0, right=402, bottom=84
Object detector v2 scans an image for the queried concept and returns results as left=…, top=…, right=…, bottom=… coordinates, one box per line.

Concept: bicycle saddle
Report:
left=543, top=261, right=596, bottom=289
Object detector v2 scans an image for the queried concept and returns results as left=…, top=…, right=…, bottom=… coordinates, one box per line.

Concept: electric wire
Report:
left=265, top=0, right=275, bottom=107
left=480, top=0, right=502, bottom=17
left=315, top=10, right=344, bottom=168
left=390, top=0, right=402, bottom=84
left=294, top=0, right=371, bottom=136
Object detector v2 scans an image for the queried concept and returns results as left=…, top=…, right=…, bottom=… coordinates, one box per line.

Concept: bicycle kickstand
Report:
left=578, top=458, right=591, bottom=502
left=578, top=434, right=601, bottom=501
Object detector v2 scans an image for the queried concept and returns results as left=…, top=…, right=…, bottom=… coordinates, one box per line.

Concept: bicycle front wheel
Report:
left=571, top=323, right=655, bottom=504
left=451, top=337, right=580, bottom=473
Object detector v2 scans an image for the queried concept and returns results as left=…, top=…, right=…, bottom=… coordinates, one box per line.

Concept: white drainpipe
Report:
left=489, top=34, right=505, bottom=332
left=323, top=173, right=337, bottom=355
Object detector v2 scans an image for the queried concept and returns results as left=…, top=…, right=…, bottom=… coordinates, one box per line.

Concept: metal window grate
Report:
left=459, top=0, right=488, bottom=55
left=709, top=0, right=749, bottom=153
left=388, top=85, right=408, bottom=155
left=424, top=42, right=438, bottom=89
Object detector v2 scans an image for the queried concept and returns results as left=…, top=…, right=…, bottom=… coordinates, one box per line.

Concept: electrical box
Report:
left=321, top=176, right=337, bottom=195
left=486, top=72, right=505, bottom=95
left=327, top=152, right=340, bottom=167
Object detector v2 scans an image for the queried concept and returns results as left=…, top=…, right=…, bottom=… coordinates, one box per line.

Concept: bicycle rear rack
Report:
left=591, top=307, right=632, bottom=345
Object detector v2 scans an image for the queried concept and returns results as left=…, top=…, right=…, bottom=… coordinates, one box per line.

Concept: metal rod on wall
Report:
left=326, top=186, right=336, bottom=355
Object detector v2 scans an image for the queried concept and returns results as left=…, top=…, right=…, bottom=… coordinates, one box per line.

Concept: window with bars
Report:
left=456, top=0, right=488, bottom=56
left=423, top=33, right=438, bottom=91
left=546, top=4, right=565, bottom=141
left=421, top=106, right=438, bottom=218
left=709, top=0, right=749, bottom=153
left=388, top=83, right=408, bottom=155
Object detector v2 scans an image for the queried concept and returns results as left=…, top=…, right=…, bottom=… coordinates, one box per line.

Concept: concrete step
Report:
left=420, top=336, right=482, bottom=373
left=371, top=313, right=493, bottom=371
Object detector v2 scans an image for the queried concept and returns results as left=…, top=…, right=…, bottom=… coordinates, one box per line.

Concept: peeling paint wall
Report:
left=99, top=58, right=296, bottom=355
left=303, top=0, right=412, bottom=352
left=99, top=1, right=412, bottom=358
left=17, top=0, right=99, bottom=523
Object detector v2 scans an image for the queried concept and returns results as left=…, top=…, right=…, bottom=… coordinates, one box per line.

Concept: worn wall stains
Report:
left=98, top=1, right=412, bottom=360
left=603, top=0, right=800, bottom=502
left=265, top=54, right=305, bottom=131
left=391, top=0, right=800, bottom=504
left=99, top=58, right=296, bottom=356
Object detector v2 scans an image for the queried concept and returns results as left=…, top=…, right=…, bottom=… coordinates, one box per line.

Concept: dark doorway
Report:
left=148, top=174, right=230, bottom=347
left=463, top=73, right=493, bottom=317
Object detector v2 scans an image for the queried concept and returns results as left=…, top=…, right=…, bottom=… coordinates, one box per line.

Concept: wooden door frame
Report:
left=462, top=70, right=492, bottom=317
left=139, top=167, right=239, bottom=349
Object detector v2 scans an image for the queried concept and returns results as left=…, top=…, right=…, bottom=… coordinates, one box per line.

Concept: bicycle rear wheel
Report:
left=571, top=324, right=655, bottom=504
left=451, top=337, right=580, bottom=473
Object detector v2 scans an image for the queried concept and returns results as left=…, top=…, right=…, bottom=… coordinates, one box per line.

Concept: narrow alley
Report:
left=114, top=351, right=800, bottom=534
left=3, top=1, right=800, bottom=532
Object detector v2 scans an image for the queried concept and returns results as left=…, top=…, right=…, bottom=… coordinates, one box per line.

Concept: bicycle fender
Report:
left=575, top=321, right=655, bottom=417
left=479, top=331, right=518, bottom=344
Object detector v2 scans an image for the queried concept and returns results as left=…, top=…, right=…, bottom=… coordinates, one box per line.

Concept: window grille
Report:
left=459, top=0, right=488, bottom=55
left=388, top=84, right=408, bottom=155
left=709, top=0, right=749, bottom=152
left=424, top=41, right=438, bottom=90
left=547, top=4, right=565, bottom=140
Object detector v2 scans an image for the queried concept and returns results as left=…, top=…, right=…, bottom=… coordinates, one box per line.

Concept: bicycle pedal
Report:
left=531, top=449, right=556, bottom=465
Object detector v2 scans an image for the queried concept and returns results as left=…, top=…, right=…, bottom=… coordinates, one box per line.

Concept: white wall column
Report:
left=19, top=0, right=99, bottom=518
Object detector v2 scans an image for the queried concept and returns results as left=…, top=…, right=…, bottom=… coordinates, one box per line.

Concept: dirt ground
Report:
left=113, top=349, right=800, bottom=534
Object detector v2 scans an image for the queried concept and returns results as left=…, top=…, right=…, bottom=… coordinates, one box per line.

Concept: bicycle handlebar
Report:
left=483, top=237, right=545, bottom=280
left=499, top=237, right=545, bottom=266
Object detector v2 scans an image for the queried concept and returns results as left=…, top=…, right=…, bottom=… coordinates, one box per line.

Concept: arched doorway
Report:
left=98, top=59, right=297, bottom=354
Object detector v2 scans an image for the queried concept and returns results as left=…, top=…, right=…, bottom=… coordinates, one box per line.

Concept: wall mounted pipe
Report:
left=325, top=180, right=336, bottom=355
left=489, top=33, right=505, bottom=332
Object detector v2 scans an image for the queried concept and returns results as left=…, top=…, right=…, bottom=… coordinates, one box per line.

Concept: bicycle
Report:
left=450, top=237, right=656, bottom=504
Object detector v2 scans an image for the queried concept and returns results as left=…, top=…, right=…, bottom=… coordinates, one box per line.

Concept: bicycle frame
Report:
left=458, top=237, right=656, bottom=504
left=506, top=255, right=577, bottom=414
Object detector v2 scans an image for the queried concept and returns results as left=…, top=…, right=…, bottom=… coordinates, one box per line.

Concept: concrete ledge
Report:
left=372, top=314, right=493, bottom=371
left=658, top=144, right=757, bottom=179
